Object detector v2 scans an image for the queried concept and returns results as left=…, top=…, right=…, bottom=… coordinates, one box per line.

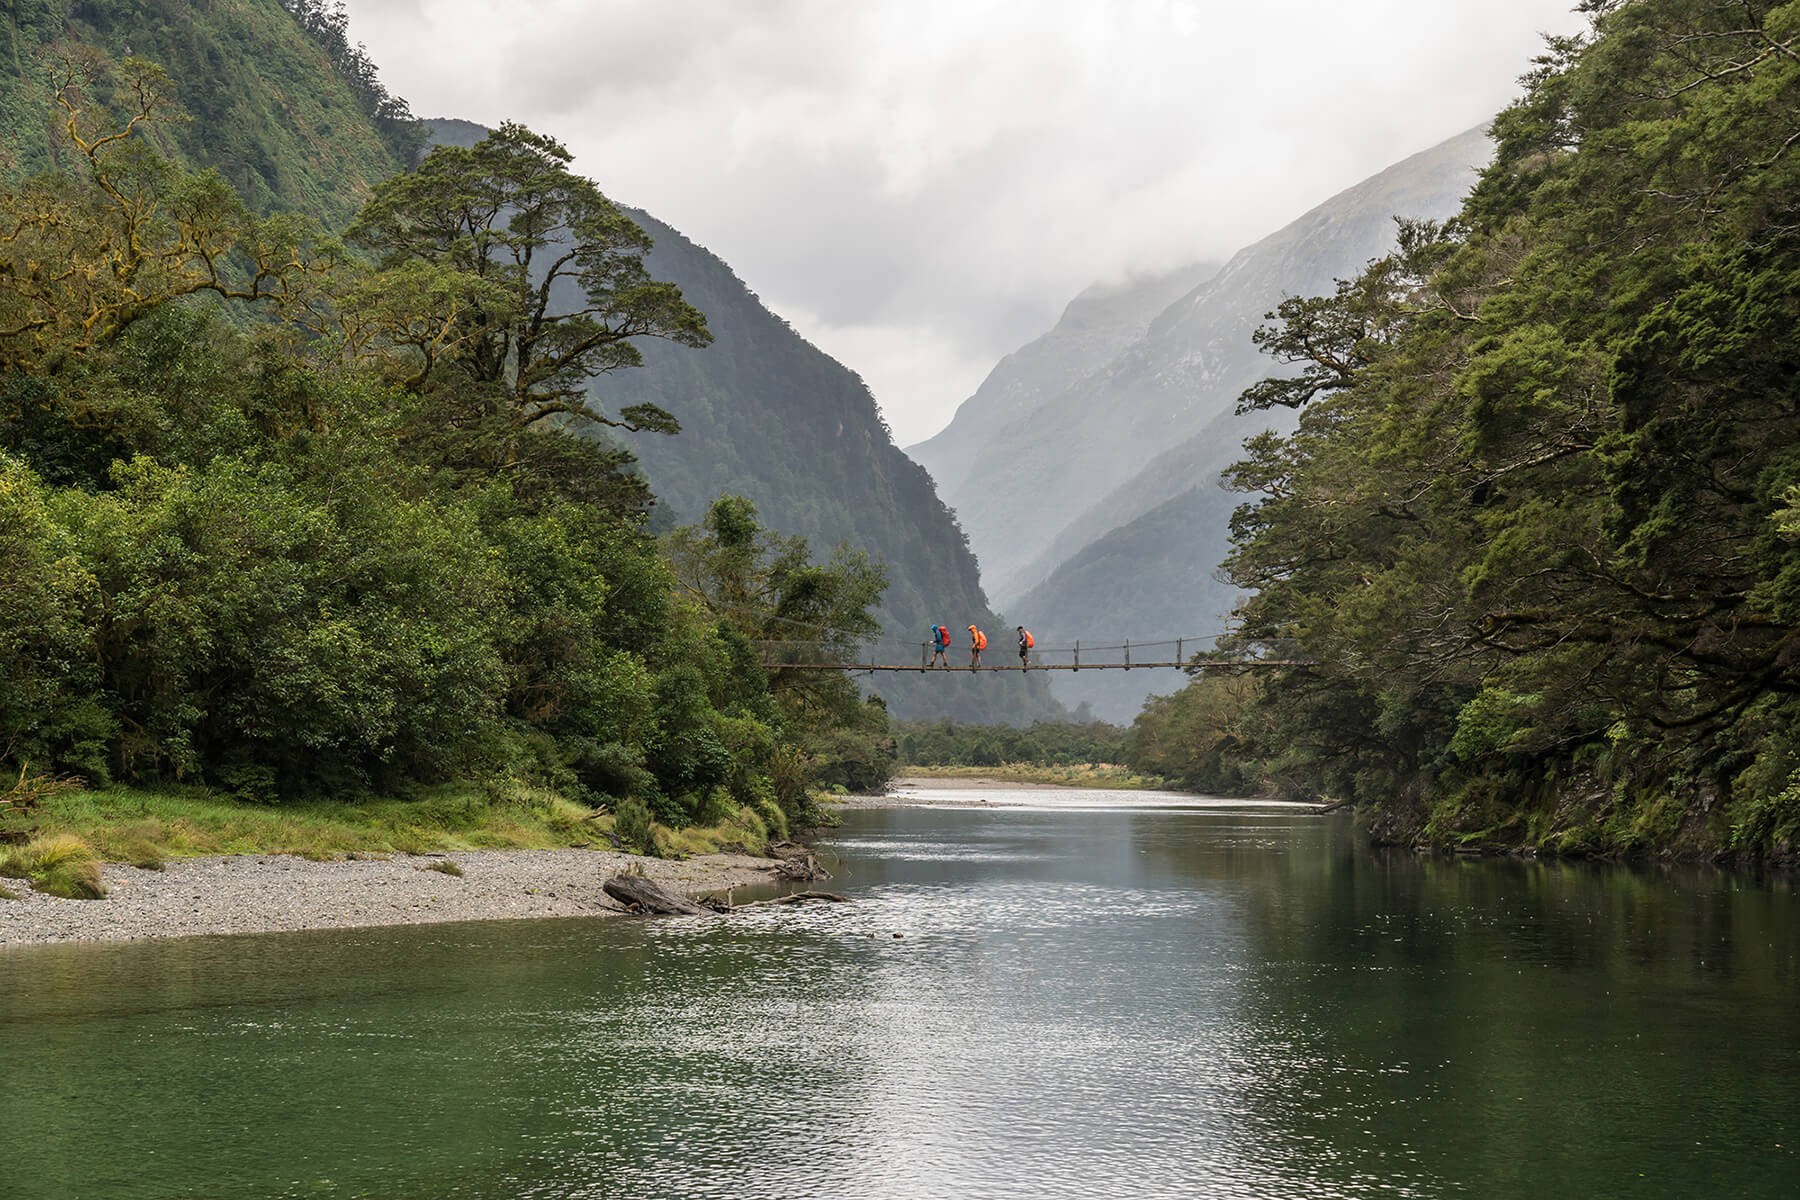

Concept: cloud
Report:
left=346, top=0, right=1588, bottom=444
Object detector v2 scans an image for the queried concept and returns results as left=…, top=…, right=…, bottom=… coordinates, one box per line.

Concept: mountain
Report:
left=615, top=213, right=1065, bottom=723
left=0, top=0, right=412, bottom=224
left=911, top=127, right=1493, bottom=720
left=923, top=125, right=1493, bottom=613
left=422, top=121, right=1064, bottom=725
left=908, top=262, right=1220, bottom=504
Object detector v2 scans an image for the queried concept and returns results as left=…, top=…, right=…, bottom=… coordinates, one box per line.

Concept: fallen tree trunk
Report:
left=603, top=874, right=710, bottom=915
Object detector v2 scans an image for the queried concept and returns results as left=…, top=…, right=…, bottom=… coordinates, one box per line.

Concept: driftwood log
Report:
left=768, top=841, right=832, bottom=882
left=604, top=871, right=853, bottom=917
left=602, top=874, right=710, bottom=915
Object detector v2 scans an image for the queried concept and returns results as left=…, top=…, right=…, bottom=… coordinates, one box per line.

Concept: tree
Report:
left=1211, top=0, right=1800, bottom=855
left=346, top=122, right=711, bottom=434
left=665, top=496, right=895, bottom=798
left=0, top=54, right=330, bottom=376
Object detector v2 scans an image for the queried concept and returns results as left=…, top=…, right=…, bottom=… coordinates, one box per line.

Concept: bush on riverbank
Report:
left=896, top=719, right=1130, bottom=769
left=900, top=763, right=1166, bottom=791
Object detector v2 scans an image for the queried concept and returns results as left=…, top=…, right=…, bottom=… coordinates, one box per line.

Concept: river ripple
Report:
left=1, top=789, right=1796, bottom=1198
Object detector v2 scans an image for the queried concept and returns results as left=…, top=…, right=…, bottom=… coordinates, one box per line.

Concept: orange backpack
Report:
left=1023, top=630, right=1035, bottom=649
left=972, top=628, right=987, bottom=650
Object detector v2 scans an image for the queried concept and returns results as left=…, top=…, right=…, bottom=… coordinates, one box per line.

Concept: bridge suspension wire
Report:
left=741, top=633, right=1304, bottom=673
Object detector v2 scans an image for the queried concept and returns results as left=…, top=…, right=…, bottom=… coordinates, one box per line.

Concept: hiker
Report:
left=968, top=624, right=987, bottom=667
left=929, top=624, right=951, bottom=667
left=1017, top=625, right=1034, bottom=668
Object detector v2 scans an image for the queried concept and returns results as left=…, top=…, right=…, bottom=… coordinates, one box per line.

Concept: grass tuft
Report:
left=419, top=858, right=464, bottom=877
left=0, top=834, right=108, bottom=899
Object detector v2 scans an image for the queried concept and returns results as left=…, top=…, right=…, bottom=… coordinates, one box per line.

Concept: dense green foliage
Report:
left=895, top=719, right=1128, bottom=768
left=1175, top=0, right=1800, bottom=858
left=1121, top=676, right=1267, bottom=795
left=0, top=55, right=893, bottom=832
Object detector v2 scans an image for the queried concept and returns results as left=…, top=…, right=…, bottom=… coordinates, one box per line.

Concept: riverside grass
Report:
left=3, top=783, right=782, bottom=884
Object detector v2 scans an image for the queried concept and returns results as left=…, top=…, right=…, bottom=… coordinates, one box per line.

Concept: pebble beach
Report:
left=0, top=848, right=784, bottom=947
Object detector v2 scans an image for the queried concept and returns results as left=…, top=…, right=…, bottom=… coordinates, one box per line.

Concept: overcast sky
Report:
left=345, top=1, right=1587, bottom=445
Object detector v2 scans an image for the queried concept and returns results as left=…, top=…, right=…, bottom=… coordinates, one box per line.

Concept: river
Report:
left=1, top=786, right=1796, bottom=1198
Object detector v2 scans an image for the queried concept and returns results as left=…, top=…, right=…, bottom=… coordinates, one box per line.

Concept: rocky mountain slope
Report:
left=909, top=262, right=1219, bottom=507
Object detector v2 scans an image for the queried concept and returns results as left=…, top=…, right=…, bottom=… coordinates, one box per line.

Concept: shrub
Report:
left=611, top=795, right=658, bottom=856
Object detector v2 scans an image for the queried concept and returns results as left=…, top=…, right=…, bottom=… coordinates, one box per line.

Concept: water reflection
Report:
left=1, top=795, right=1796, bottom=1198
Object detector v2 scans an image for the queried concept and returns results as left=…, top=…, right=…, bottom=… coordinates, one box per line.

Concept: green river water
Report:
left=1, top=786, right=1797, bottom=1198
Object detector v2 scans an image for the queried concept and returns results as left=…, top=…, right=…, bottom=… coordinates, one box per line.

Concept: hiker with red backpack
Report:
left=929, top=624, right=951, bottom=667
left=1017, top=626, right=1034, bottom=668
left=968, top=624, right=987, bottom=667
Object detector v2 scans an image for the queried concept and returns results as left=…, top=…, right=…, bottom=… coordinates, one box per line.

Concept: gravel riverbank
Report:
left=0, top=848, right=783, bottom=947
left=828, top=775, right=1103, bottom=810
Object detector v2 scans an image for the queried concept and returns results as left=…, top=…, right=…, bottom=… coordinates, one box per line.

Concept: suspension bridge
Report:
left=750, top=636, right=1307, bottom=673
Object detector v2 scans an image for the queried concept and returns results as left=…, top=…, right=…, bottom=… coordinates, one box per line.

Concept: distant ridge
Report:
left=914, top=125, right=1493, bottom=719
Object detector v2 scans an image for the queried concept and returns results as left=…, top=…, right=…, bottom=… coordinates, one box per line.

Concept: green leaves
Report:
left=1208, top=0, right=1800, bottom=855
left=0, top=55, right=890, bottom=820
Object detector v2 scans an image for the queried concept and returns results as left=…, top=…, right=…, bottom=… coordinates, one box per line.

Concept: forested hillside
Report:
left=1170, top=0, right=1800, bottom=860
left=0, top=0, right=414, bottom=223
left=425, top=120, right=1065, bottom=725
left=608, top=215, right=1064, bottom=724
left=0, top=10, right=899, bottom=844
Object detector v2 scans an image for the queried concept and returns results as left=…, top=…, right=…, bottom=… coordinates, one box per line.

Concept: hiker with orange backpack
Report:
left=968, top=624, right=987, bottom=667
left=1017, top=626, right=1034, bottom=668
left=929, top=624, right=951, bottom=667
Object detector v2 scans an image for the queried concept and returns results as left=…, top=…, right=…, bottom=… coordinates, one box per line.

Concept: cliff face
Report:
left=912, top=127, right=1492, bottom=720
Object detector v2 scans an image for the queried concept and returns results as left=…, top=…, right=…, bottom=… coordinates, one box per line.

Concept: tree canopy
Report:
left=0, top=51, right=891, bottom=837
left=1182, top=0, right=1800, bottom=858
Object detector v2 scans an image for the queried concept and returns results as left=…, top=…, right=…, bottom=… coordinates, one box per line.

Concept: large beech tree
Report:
left=346, top=122, right=711, bottom=434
